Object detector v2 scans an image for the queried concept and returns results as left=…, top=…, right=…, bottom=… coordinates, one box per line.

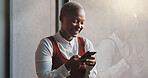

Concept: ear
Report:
left=60, top=15, right=63, bottom=23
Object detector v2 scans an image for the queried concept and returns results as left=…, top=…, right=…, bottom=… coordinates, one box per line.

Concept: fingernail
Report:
left=86, top=59, right=89, bottom=61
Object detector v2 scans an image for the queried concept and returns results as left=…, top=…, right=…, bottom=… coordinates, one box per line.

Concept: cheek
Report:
left=70, top=23, right=77, bottom=29
left=72, top=22, right=77, bottom=26
left=63, top=22, right=71, bottom=29
left=64, top=23, right=74, bottom=32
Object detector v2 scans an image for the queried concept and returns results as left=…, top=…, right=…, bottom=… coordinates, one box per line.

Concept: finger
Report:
left=79, top=58, right=87, bottom=63
left=78, top=55, right=81, bottom=58
left=73, top=55, right=79, bottom=58
left=91, top=55, right=95, bottom=57
left=70, top=55, right=80, bottom=60
left=85, top=59, right=96, bottom=64
left=85, top=59, right=96, bottom=63
left=85, top=61, right=96, bottom=66
left=85, top=57, right=95, bottom=60
left=79, top=57, right=95, bottom=63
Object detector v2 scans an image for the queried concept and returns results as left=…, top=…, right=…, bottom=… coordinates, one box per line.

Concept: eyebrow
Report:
left=72, top=17, right=85, bottom=21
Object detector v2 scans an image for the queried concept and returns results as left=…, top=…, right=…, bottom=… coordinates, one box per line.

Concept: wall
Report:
left=74, top=0, right=114, bottom=49
left=74, top=0, right=148, bottom=78
left=74, top=0, right=148, bottom=49
left=13, top=0, right=55, bottom=78
left=12, top=0, right=148, bottom=78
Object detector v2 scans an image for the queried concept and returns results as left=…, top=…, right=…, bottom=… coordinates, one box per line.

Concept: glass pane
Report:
left=73, top=0, right=148, bottom=78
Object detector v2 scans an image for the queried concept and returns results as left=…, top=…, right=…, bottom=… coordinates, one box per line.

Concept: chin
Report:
left=72, top=35, right=78, bottom=37
left=72, top=34, right=79, bottom=37
left=70, top=31, right=80, bottom=37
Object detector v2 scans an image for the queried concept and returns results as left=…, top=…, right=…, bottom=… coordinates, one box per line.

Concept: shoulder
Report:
left=40, top=37, right=53, bottom=47
left=77, top=37, right=93, bottom=45
left=98, top=38, right=116, bottom=49
left=36, top=37, right=54, bottom=56
left=78, top=37, right=94, bottom=51
left=83, top=37, right=93, bottom=45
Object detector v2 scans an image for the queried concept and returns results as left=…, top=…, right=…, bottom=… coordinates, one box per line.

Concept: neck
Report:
left=60, top=30, right=73, bottom=41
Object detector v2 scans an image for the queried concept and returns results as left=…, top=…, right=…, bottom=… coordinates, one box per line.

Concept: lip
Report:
left=73, top=30, right=79, bottom=34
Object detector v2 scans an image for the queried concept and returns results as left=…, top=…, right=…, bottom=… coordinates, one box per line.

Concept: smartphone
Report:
left=80, top=51, right=96, bottom=59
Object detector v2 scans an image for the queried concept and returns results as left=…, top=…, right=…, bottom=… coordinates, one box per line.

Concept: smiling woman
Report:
left=35, top=1, right=97, bottom=78
left=60, top=8, right=85, bottom=41
left=11, top=0, right=148, bottom=78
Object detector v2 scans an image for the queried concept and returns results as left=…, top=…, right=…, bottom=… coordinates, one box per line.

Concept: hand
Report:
left=65, top=55, right=96, bottom=71
left=82, top=55, right=96, bottom=67
left=65, top=55, right=82, bottom=71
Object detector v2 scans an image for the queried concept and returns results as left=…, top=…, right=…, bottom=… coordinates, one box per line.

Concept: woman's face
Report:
left=61, top=9, right=85, bottom=38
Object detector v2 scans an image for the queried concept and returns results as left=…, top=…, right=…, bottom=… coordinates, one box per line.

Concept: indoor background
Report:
left=0, top=0, right=147, bottom=78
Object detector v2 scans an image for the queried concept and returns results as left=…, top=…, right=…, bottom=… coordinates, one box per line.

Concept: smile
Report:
left=73, top=30, right=79, bottom=34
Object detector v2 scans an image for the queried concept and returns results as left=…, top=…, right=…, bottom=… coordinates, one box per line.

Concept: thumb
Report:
left=70, top=55, right=79, bottom=60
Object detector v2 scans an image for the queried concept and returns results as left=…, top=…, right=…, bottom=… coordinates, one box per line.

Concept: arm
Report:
left=35, top=38, right=70, bottom=78
left=84, top=38, right=97, bottom=78
left=96, top=39, right=129, bottom=78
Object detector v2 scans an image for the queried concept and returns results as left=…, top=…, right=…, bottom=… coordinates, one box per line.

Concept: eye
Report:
left=81, top=21, right=84, bottom=25
left=72, top=19, right=78, bottom=23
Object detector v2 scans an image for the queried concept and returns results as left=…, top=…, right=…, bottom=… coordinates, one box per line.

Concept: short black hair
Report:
left=60, top=1, right=84, bottom=17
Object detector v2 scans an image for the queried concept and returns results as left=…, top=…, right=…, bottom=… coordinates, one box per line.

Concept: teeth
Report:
left=73, top=29, right=80, bottom=34
left=73, top=30, right=79, bottom=33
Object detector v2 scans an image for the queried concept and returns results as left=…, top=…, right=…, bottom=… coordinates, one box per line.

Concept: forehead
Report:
left=65, top=9, right=85, bottom=20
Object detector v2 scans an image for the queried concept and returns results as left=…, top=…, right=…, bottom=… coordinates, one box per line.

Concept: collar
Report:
left=53, top=31, right=76, bottom=45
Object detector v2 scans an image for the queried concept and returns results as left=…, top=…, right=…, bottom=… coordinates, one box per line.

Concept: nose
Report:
left=77, top=22, right=82, bottom=29
left=77, top=23, right=84, bottom=31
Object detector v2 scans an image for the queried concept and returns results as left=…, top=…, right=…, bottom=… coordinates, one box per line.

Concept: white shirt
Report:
left=35, top=31, right=97, bottom=78
left=96, top=33, right=130, bottom=78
